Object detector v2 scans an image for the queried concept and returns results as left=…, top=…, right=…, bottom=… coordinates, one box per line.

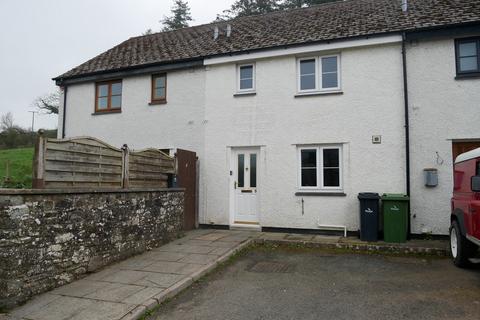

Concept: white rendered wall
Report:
left=60, top=68, right=208, bottom=221
left=202, top=43, right=407, bottom=231
left=407, top=38, right=480, bottom=235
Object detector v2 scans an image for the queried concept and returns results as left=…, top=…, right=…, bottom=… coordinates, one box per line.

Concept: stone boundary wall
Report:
left=0, top=188, right=184, bottom=309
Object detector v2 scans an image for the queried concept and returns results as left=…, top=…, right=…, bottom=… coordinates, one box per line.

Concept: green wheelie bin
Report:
left=382, top=194, right=409, bottom=243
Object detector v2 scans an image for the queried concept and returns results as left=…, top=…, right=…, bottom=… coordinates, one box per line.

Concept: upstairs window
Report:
left=298, top=55, right=341, bottom=93
left=456, top=38, right=480, bottom=75
left=151, top=74, right=167, bottom=104
left=95, top=80, right=122, bottom=113
left=237, top=64, right=255, bottom=92
left=298, top=145, right=343, bottom=190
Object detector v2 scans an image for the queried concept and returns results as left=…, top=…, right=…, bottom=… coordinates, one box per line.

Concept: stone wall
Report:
left=0, top=188, right=184, bottom=309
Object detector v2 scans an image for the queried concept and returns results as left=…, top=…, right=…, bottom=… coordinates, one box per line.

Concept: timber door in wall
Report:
left=176, top=149, right=197, bottom=230
left=452, top=142, right=480, bottom=161
left=232, top=148, right=259, bottom=225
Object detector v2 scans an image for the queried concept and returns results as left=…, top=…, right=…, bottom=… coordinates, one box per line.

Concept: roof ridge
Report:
left=54, top=0, right=480, bottom=82
left=130, top=0, right=352, bottom=40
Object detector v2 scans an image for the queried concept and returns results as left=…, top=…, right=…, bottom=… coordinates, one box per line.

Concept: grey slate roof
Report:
left=55, top=0, right=480, bottom=80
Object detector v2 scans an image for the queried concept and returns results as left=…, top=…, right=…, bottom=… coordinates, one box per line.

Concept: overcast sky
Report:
left=0, top=0, right=233, bottom=130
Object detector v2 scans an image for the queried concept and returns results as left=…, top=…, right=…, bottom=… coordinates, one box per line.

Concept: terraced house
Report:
left=54, top=0, right=480, bottom=236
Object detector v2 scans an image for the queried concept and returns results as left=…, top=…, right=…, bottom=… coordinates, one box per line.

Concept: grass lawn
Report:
left=0, top=147, right=34, bottom=188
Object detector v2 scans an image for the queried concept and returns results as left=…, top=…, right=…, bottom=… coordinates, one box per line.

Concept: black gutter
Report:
left=401, top=32, right=411, bottom=238
left=61, top=86, right=68, bottom=138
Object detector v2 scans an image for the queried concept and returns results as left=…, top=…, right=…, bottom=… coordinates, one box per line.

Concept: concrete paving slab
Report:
left=121, top=288, right=164, bottom=305
left=284, top=234, right=315, bottom=241
left=205, top=240, right=239, bottom=248
left=194, top=232, right=230, bottom=241
left=68, top=300, right=136, bottom=320
left=25, top=296, right=95, bottom=320
left=50, top=279, right=107, bottom=298
left=173, top=239, right=214, bottom=246
left=7, top=294, right=60, bottom=319
left=84, top=283, right=145, bottom=303
left=100, top=270, right=185, bottom=288
left=157, top=244, right=212, bottom=254
left=178, top=253, right=218, bottom=265
left=142, top=261, right=203, bottom=275
left=312, top=235, right=341, bottom=243
left=141, top=251, right=187, bottom=262
left=115, top=258, right=156, bottom=270
left=208, top=246, right=233, bottom=256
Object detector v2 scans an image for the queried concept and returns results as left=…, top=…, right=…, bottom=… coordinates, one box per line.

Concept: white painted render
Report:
left=59, top=35, right=479, bottom=235
left=407, top=38, right=480, bottom=235
left=58, top=68, right=209, bottom=223
left=201, top=42, right=406, bottom=230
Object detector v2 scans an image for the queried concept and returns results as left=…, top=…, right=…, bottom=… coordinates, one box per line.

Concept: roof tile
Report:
left=56, top=0, right=480, bottom=80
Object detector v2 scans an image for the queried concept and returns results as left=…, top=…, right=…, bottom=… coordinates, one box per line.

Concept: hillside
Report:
left=0, top=147, right=34, bottom=188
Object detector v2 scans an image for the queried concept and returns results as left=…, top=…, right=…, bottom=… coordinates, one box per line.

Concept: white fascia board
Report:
left=204, top=34, right=403, bottom=65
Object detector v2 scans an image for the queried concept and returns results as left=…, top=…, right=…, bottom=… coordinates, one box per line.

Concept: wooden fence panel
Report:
left=33, top=133, right=175, bottom=189
left=127, top=149, right=174, bottom=189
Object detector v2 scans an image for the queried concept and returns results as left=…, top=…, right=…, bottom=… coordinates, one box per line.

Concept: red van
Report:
left=450, top=148, right=480, bottom=267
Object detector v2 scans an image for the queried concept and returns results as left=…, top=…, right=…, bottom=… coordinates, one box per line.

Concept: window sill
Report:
left=455, top=72, right=480, bottom=80
left=295, top=192, right=346, bottom=197
left=149, top=100, right=167, bottom=105
left=233, top=92, right=256, bottom=97
left=92, top=109, right=122, bottom=116
left=294, top=91, right=343, bottom=98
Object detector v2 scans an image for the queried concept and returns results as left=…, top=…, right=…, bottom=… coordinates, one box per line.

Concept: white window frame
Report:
left=297, top=145, right=343, bottom=191
left=297, top=54, right=341, bottom=93
left=237, top=63, right=256, bottom=93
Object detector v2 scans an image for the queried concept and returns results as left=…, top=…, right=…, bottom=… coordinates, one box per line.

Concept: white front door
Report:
left=233, top=148, right=259, bottom=224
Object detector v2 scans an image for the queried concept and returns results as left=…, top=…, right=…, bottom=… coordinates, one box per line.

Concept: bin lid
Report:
left=358, top=192, right=380, bottom=199
left=381, top=193, right=410, bottom=201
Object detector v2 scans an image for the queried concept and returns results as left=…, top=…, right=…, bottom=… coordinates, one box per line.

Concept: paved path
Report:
left=4, top=229, right=448, bottom=320
left=5, top=229, right=258, bottom=320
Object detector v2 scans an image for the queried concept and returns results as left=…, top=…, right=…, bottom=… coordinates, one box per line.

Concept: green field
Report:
left=0, top=147, right=34, bottom=188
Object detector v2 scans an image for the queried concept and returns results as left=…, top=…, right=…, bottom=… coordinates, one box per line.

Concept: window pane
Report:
left=323, top=149, right=339, bottom=167
left=240, top=65, right=253, bottom=80
left=302, top=168, right=317, bottom=187
left=155, top=76, right=165, bottom=89
left=459, top=42, right=477, bottom=57
left=301, top=149, right=316, bottom=167
left=322, top=73, right=338, bottom=88
left=97, top=97, right=108, bottom=109
left=300, top=59, right=316, bottom=75
left=300, top=74, right=316, bottom=90
left=250, top=154, right=257, bottom=188
left=98, top=84, right=108, bottom=97
left=324, top=168, right=340, bottom=187
left=322, top=57, right=337, bottom=73
left=111, top=82, right=122, bottom=95
left=240, top=78, right=253, bottom=90
left=110, top=95, right=121, bottom=109
left=238, top=154, right=244, bottom=188
left=155, top=87, right=166, bottom=99
left=459, top=56, right=478, bottom=72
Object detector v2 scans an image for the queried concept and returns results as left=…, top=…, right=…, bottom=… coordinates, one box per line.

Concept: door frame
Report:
left=228, top=146, right=263, bottom=227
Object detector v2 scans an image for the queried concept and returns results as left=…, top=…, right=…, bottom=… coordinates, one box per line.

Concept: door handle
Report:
left=234, top=181, right=237, bottom=189
left=470, top=207, right=477, bottom=213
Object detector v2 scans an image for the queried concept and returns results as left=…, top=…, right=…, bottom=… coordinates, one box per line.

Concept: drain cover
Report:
left=248, top=261, right=294, bottom=273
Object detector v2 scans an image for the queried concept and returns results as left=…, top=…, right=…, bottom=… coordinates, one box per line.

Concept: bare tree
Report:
left=0, top=112, right=14, bottom=131
left=33, top=91, right=60, bottom=115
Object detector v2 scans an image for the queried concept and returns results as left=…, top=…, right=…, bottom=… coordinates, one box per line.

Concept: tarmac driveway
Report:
left=149, top=246, right=480, bottom=320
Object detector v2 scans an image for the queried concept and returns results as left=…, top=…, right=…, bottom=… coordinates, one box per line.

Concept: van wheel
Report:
left=450, top=221, right=476, bottom=268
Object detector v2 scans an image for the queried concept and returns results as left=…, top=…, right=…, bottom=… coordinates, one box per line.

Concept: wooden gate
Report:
left=176, top=149, right=197, bottom=230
